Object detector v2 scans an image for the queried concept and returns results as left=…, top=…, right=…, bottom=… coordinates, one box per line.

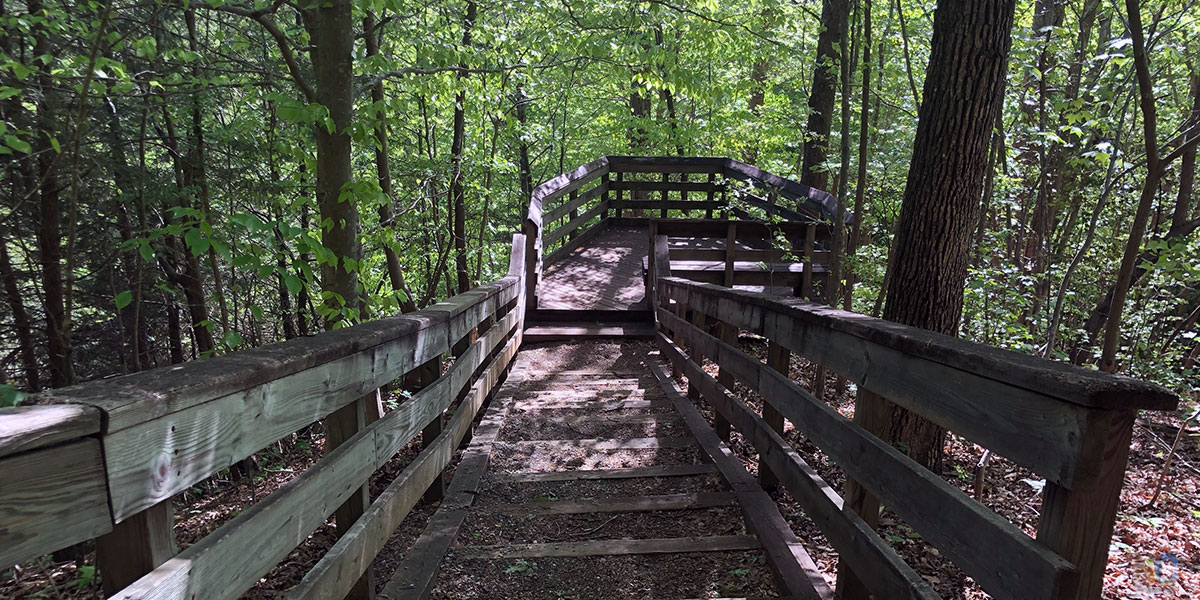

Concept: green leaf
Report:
left=184, top=228, right=210, bottom=257
left=284, top=274, right=303, bottom=295
left=114, top=290, right=133, bottom=309
left=4, top=134, right=31, bottom=154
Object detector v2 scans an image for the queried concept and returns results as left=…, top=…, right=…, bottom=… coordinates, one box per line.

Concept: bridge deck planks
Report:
left=538, top=225, right=649, bottom=310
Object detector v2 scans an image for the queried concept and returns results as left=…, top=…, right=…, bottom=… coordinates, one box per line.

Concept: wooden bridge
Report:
left=0, top=156, right=1178, bottom=600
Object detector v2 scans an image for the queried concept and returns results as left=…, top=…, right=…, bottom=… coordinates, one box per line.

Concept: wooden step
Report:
left=496, top=437, right=695, bottom=451
left=523, top=322, right=656, bottom=340
left=457, top=534, right=760, bottom=559
left=481, top=491, right=738, bottom=515
left=499, top=463, right=715, bottom=483
left=528, top=309, right=653, bottom=323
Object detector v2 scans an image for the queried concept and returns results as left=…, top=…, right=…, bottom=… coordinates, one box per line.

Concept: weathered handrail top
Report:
left=660, top=276, right=1177, bottom=411
left=525, top=156, right=845, bottom=227
left=0, top=404, right=102, bottom=459
left=23, top=274, right=521, bottom=434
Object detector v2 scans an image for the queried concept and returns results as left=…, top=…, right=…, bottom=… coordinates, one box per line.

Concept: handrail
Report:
left=0, top=234, right=527, bottom=599
left=651, top=262, right=1177, bottom=600
left=521, top=155, right=844, bottom=310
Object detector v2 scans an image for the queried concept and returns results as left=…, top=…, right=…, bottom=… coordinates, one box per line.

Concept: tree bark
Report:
left=366, top=12, right=418, bottom=313
left=1098, top=0, right=1163, bottom=372
left=450, top=1, right=477, bottom=296
left=1173, top=72, right=1200, bottom=233
left=800, top=0, right=851, bottom=191
left=306, top=0, right=360, bottom=325
left=876, top=0, right=1016, bottom=469
left=0, top=236, right=40, bottom=391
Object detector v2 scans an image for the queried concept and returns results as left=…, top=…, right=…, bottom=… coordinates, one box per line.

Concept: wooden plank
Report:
left=109, top=316, right=522, bottom=600
left=650, top=361, right=832, bottom=600
left=606, top=155, right=727, bottom=173
left=0, top=439, right=113, bottom=567
left=483, top=492, right=738, bottom=515
left=542, top=216, right=609, bottom=266
left=497, top=437, right=695, bottom=451
left=0, top=404, right=102, bottom=458
left=544, top=182, right=605, bottom=224
left=737, top=192, right=811, bottom=223
left=523, top=322, right=655, bottom=339
left=1036, top=410, right=1137, bottom=600
left=544, top=201, right=608, bottom=246
left=760, top=342, right=788, bottom=490
left=656, top=332, right=939, bottom=600
left=458, top=535, right=761, bottom=559
left=535, top=412, right=681, bottom=427
left=285, top=331, right=521, bottom=600
left=511, top=398, right=671, bottom=411
left=96, top=501, right=177, bottom=596
left=610, top=181, right=723, bottom=194
left=661, top=278, right=1116, bottom=488
left=684, top=279, right=1171, bottom=411
left=28, top=277, right=519, bottom=433
left=500, top=463, right=715, bottom=483
left=527, top=156, right=610, bottom=229
left=611, top=200, right=724, bottom=212
left=379, top=369, right=521, bottom=600
left=722, top=159, right=840, bottom=222
left=655, top=310, right=1078, bottom=600
left=98, top=303, right=516, bottom=522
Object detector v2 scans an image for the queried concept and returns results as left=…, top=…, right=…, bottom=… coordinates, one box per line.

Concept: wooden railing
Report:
left=0, top=234, right=527, bottom=600
left=647, top=234, right=1177, bottom=600
left=522, top=155, right=838, bottom=309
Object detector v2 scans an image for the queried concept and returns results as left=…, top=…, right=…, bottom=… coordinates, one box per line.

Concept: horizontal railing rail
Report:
left=1, top=234, right=527, bottom=599
left=647, top=234, right=1176, bottom=600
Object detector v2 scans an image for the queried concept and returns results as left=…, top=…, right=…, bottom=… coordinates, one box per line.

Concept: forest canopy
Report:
left=0, top=0, right=1197, bottom=403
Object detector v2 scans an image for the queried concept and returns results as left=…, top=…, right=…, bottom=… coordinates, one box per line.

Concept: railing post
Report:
left=759, top=341, right=788, bottom=490
left=601, top=172, right=610, bottom=220
left=706, top=172, right=716, bottom=220
left=568, top=189, right=579, bottom=241
left=96, top=500, right=176, bottom=596
left=660, top=171, right=669, bottom=219
left=615, top=171, right=625, bottom=218
left=325, top=395, right=375, bottom=599
left=523, top=218, right=539, bottom=311
left=835, top=389, right=887, bottom=600
left=680, top=172, right=689, bottom=217
left=1037, top=409, right=1136, bottom=600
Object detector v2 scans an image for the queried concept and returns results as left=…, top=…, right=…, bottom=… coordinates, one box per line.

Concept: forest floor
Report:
left=1, top=336, right=1197, bottom=599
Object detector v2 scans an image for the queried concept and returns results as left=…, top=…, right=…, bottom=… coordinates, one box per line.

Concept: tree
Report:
left=799, top=0, right=851, bottom=191
left=872, top=0, right=1017, bottom=470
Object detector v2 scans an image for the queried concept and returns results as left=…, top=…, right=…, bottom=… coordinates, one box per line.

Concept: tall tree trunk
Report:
left=0, top=236, right=40, bottom=391
left=1173, top=72, right=1200, bottom=233
left=28, top=0, right=73, bottom=387
left=874, top=0, right=1016, bottom=470
left=450, top=1, right=477, bottom=296
left=1099, top=0, right=1164, bottom=372
left=186, top=9, right=230, bottom=339
left=800, top=0, right=851, bottom=191
left=307, top=0, right=360, bottom=325
left=845, top=0, right=871, bottom=311
left=366, top=12, right=418, bottom=313
left=515, top=85, right=533, bottom=202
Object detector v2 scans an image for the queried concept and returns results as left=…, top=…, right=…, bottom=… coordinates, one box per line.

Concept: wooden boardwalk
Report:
left=539, top=226, right=649, bottom=310
left=382, top=340, right=818, bottom=599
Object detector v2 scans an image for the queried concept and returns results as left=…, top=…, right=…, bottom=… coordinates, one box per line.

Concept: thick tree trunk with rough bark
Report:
left=878, top=0, right=1016, bottom=469
left=308, top=0, right=359, bottom=324
left=799, top=0, right=851, bottom=191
